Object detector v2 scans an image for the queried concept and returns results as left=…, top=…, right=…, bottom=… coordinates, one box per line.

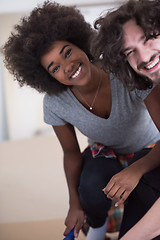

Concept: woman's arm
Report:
left=120, top=197, right=160, bottom=240
left=53, top=123, right=85, bottom=238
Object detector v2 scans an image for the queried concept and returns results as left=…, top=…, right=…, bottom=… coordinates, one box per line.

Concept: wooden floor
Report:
left=0, top=219, right=85, bottom=240
left=0, top=134, right=119, bottom=240
left=0, top=219, right=119, bottom=240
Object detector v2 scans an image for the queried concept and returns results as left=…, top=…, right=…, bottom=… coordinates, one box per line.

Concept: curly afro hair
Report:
left=93, top=0, right=160, bottom=90
left=2, top=1, right=95, bottom=95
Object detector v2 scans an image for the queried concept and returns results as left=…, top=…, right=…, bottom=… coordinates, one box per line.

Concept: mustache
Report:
left=137, top=54, right=158, bottom=70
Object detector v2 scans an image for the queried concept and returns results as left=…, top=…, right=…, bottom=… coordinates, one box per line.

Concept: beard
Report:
left=149, top=70, right=160, bottom=84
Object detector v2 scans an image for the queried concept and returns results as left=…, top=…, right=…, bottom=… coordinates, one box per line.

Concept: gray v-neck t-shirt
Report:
left=43, top=74, right=160, bottom=155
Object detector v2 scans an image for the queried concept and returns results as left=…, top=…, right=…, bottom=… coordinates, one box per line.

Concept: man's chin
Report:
left=140, top=72, right=160, bottom=84
left=149, top=70, right=160, bottom=84
left=150, top=76, right=160, bottom=84
left=154, top=79, right=160, bottom=84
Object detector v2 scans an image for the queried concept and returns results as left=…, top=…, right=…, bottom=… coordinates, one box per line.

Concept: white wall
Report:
left=0, top=13, right=47, bottom=141
left=0, top=55, right=9, bottom=141
left=0, top=0, right=125, bottom=14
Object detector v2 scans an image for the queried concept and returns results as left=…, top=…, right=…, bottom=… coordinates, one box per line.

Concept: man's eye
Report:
left=126, top=50, right=134, bottom=57
left=65, top=49, right=72, bottom=58
left=52, top=66, right=59, bottom=74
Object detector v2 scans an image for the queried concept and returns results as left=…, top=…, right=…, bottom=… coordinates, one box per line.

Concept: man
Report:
left=93, top=0, right=160, bottom=239
left=122, top=18, right=160, bottom=85
left=94, top=0, right=160, bottom=88
left=121, top=198, right=160, bottom=239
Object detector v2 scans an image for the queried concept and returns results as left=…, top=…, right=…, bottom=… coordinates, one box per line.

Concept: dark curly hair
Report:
left=93, top=0, right=160, bottom=90
left=1, top=1, right=95, bottom=95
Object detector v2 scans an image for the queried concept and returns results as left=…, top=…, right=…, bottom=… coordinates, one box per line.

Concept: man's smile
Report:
left=144, top=57, right=160, bottom=71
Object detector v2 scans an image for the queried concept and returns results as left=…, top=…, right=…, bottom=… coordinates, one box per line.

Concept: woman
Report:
left=2, top=1, right=160, bottom=239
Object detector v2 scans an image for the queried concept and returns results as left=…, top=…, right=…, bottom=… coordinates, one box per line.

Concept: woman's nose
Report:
left=64, top=62, right=74, bottom=73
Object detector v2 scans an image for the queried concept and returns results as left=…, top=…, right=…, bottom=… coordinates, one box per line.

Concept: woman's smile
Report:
left=70, top=64, right=82, bottom=79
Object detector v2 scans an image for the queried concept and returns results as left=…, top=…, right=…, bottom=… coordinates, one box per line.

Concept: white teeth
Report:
left=145, top=58, right=159, bottom=70
left=71, top=65, right=81, bottom=79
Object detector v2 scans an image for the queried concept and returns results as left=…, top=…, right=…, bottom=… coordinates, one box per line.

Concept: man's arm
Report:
left=120, top=197, right=160, bottom=240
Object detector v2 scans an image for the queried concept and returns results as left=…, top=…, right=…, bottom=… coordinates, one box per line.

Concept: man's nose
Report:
left=138, top=46, right=152, bottom=63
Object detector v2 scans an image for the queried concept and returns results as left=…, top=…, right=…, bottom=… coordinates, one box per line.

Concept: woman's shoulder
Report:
left=43, top=89, right=69, bottom=106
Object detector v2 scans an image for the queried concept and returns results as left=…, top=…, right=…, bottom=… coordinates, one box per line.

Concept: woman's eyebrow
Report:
left=59, top=44, right=69, bottom=54
left=47, top=44, right=70, bottom=71
left=48, top=61, right=54, bottom=71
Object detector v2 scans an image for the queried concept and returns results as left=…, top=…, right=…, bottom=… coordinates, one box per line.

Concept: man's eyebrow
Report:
left=47, top=61, right=54, bottom=71
left=59, top=44, right=69, bottom=54
left=123, top=47, right=131, bottom=53
left=123, top=35, right=145, bottom=53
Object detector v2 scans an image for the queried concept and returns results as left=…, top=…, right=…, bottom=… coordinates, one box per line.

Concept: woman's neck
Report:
left=72, top=61, right=102, bottom=95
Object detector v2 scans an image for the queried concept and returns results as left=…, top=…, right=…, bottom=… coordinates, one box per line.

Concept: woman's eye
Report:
left=52, top=66, right=59, bottom=74
left=65, top=49, right=72, bottom=58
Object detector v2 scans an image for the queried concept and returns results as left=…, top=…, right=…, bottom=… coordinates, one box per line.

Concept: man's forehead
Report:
left=122, top=19, right=144, bottom=46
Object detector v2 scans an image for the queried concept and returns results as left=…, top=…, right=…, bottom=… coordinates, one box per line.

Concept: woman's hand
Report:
left=64, top=205, right=86, bottom=238
left=103, top=164, right=142, bottom=206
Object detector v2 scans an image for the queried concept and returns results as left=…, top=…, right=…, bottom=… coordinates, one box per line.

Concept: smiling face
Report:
left=41, top=40, right=91, bottom=87
left=122, top=19, right=160, bottom=84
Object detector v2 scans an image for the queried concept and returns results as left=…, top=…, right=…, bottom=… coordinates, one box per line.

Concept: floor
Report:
left=0, top=219, right=85, bottom=240
left=0, top=219, right=119, bottom=240
left=0, top=134, right=119, bottom=240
